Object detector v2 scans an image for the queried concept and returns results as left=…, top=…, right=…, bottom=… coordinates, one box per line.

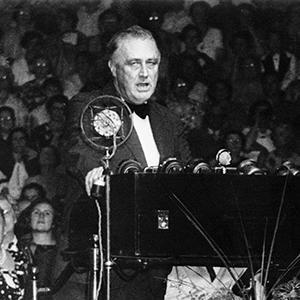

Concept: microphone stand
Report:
left=31, top=265, right=38, bottom=300
left=102, top=135, right=117, bottom=300
left=89, top=234, right=99, bottom=300
left=85, top=98, right=133, bottom=300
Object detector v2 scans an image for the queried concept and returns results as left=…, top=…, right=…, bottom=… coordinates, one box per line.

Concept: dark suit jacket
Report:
left=262, top=51, right=291, bottom=82
left=67, top=83, right=191, bottom=177
left=66, top=84, right=188, bottom=299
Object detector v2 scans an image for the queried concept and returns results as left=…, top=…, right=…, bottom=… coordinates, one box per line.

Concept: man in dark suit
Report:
left=261, top=30, right=296, bottom=91
left=67, top=25, right=191, bottom=299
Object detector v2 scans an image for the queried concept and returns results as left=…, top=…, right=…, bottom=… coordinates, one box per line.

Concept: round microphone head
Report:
left=80, top=95, right=133, bottom=151
left=93, top=109, right=122, bottom=137
left=216, top=149, right=232, bottom=166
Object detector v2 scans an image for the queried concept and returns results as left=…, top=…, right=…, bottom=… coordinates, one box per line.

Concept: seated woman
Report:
left=20, top=199, right=61, bottom=300
left=0, top=197, right=27, bottom=300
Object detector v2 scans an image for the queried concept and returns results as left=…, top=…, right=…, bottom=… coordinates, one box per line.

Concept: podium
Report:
left=68, top=173, right=300, bottom=269
left=104, top=173, right=300, bottom=268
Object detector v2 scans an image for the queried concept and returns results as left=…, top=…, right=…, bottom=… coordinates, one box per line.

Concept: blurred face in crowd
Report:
left=0, top=67, right=12, bottom=91
left=44, top=84, right=62, bottom=99
left=109, top=36, right=160, bottom=105
left=173, top=78, right=189, bottom=99
left=183, top=28, right=200, bottom=51
left=145, top=10, right=161, bottom=32
left=241, top=57, right=260, bottom=80
left=190, top=3, right=209, bottom=28
left=49, top=101, right=67, bottom=123
left=237, top=5, right=255, bottom=26
left=23, top=188, right=40, bottom=203
left=98, top=12, right=120, bottom=37
left=11, top=130, right=27, bottom=154
left=39, top=146, right=57, bottom=167
left=15, top=8, right=31, bottom=26
left=0, top=110, right=14, bottom=134
left=31, top=202, right=54, bottom=233
left=210, top=81, right=231, bottom=102
left=32, top=57, right=51, bottom=79
left=225, top=133, right=243, bottom=154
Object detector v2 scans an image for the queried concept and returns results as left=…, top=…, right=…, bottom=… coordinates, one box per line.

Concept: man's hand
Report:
left=85, top=167, right=105, bottom=196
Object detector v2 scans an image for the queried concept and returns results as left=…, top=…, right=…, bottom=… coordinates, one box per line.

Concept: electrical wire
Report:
left=95, top=200, right=104, bottom=299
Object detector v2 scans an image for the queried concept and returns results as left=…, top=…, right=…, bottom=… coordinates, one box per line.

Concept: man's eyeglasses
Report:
left=35, top=62, right=48, bottom=68
left=0, top=116, right=13, bottom=122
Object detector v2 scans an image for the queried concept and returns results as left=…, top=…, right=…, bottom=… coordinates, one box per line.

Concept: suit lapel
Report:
left=149, top=104, right=172, bottom=162
left=122, top=126, right=147, bottom=167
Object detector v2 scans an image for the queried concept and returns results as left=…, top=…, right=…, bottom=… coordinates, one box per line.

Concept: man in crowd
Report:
left=67, top=25, right=191, bottom=299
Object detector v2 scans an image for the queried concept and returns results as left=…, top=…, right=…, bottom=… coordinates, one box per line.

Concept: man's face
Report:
left=109, top=37, right=160, bottom=105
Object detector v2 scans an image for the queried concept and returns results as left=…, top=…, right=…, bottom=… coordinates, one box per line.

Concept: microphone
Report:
left=216, top=149, right=232, bottom=166
left=215, top=149, right=233, bottom=174
left=93, top=109, right=122, bottom=137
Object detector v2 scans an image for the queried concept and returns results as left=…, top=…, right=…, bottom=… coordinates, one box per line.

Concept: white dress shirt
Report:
left=132, top=112, right=160, bottom=167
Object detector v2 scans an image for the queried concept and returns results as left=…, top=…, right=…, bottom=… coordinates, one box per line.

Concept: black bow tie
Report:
left=127, top=102, right=150, bottom=119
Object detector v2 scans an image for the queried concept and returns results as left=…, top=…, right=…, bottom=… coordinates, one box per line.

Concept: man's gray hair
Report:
left=107, top=25, right=158, bottom=60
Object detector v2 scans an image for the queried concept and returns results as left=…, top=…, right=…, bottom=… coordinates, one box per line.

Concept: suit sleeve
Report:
left=64, top=92, right=105, bottom=178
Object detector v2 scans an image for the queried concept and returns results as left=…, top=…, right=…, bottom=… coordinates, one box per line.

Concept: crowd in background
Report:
left=0, top=0, right=300, bottom=298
